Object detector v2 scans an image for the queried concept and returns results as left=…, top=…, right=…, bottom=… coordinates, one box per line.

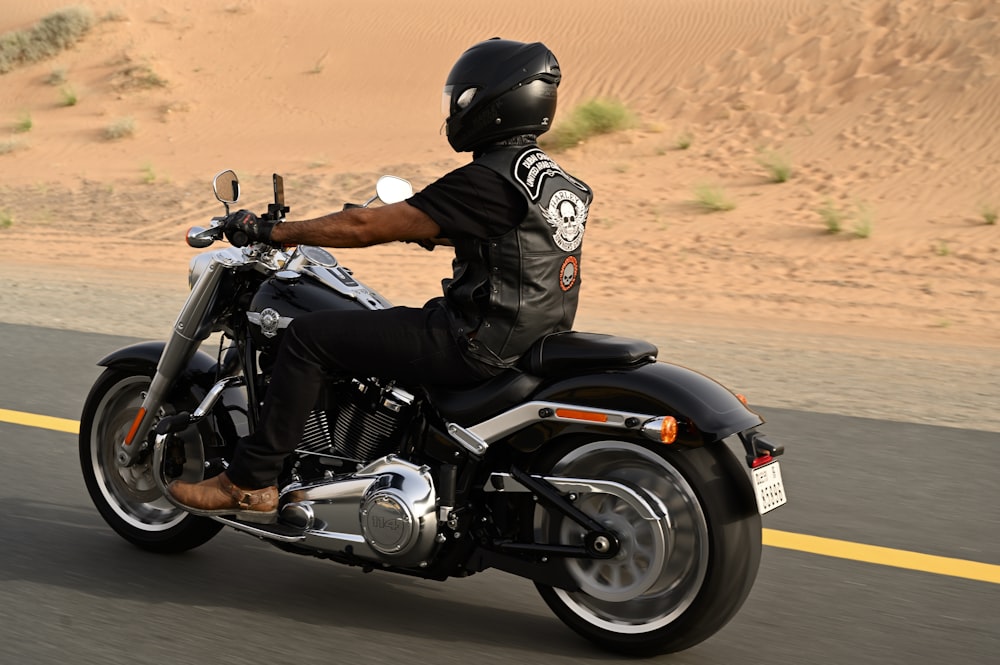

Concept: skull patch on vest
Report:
left=543, top=189, right=588, bottom=252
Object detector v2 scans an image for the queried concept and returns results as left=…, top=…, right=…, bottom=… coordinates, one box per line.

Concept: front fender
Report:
left=534, top=361, right=763, bottom=442
left=97, top=341, right=247, bottom=446
left=98, top=341, right=218, bottom=381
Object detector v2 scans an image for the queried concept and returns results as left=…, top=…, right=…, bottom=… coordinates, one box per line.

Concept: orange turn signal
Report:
left=659, top=416, right=678, bottom=444
left=641, top=416, right=679, bottom=445
left=735, top=393, right=748, bottom=406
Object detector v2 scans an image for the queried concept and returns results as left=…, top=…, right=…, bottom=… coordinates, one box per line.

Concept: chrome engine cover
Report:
left=279, top=456, right=439, bottom=567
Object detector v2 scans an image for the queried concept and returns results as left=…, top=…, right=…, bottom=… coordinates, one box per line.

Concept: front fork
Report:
left=116, top=257, right=230, bottom=467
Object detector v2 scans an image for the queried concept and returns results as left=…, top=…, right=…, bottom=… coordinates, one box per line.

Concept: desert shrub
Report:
left=46, top=66, right=67, bottom=85
left=820, top=199, right=873, bottom=238
left=757, top=149, right=793, bottom=183
left=0, top=7, right=94, bottom=74
left=111, top=63, right=167, bottom=91
left=543, top=98, right=634, bottom=150
left=105, top=116, right=135, bottom=140
left=60, top=86, right=78, bottom=106
left=852, top=203, right=874, bottom=238
left=14, top=112, right=32, bottom=132
left=693, top=185, right=736, bottom=212
left=0, top=138, right=25, bottom=154
left=819, top=199, right=844, bottom=234
left=980, top=203, right=997, bottom=225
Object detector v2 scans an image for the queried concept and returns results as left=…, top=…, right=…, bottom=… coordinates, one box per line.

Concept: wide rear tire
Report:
left=533, top=439, right=761, bottom=656
left=79, top=367, right=223, bottom=553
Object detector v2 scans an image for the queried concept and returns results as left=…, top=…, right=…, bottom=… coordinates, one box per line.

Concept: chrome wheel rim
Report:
left=538, top=441, right=709, bottom=634
left=89, top=376, right=201, bottom=531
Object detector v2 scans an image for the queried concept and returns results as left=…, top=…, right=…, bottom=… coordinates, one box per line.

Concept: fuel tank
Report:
left=247, top=267, right=389, bottom=348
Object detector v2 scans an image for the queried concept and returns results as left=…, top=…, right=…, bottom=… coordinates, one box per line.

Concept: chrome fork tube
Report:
left=116, top=258, right=229, bottom=466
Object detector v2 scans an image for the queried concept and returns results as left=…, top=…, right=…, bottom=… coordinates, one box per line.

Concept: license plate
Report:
left=752, top=461, right=787, bottom=514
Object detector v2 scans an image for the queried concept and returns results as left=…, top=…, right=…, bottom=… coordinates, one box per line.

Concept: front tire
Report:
left=79, top=367, right=223, bottom=553
left=533, top=439, right=761, bottom=656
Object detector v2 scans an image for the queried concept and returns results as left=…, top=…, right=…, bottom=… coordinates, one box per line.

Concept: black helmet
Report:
left=442, top=38, right=561, bottom=153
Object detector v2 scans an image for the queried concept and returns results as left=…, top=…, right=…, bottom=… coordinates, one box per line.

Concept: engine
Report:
left=359, top=457, right=439, bottom=560
left=293, top=378, right=416, bottom=478
left=278, top=378, right=438, bottom=567
left=280, top=455, right=440, bottom=567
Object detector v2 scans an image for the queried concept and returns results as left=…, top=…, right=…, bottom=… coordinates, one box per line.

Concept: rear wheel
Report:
left=533, top=439, right=761, bottom=656
left=79, top=367, right=222, bottom=553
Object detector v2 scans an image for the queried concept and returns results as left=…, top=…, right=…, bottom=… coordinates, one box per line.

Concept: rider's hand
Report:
left=405, top=238, right=437, bottom=251
left=222, top=209, right=278, bottom=247
left=404, top=237, right=452, bottom=251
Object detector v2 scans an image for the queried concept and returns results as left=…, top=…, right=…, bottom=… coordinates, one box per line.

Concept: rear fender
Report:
left=532, top=361, right=762, bottom=442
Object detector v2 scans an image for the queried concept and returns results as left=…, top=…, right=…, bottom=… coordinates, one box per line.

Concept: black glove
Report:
left=222, top=209, right=277, bottom=247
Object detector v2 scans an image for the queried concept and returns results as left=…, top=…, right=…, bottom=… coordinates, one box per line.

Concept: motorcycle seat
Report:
left=427, top=332, right=657, bottom=426
left=427, top=370, right=543, bottom=426
left=523, top=331, right=658, bottom=376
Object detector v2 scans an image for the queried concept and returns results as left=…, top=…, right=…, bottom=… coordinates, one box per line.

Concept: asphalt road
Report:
left=0, top=322, right=997, bottom=665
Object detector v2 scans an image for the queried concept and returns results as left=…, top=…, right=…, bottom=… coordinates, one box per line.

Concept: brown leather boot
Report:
left=167, top=472, right=278, bottom=524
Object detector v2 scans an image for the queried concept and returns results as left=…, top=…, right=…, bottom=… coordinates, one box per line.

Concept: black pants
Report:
left=227, top=305, right=496, bottom=488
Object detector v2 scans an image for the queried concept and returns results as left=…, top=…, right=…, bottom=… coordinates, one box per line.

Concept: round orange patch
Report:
left=560, top=256, right=579, bottom=291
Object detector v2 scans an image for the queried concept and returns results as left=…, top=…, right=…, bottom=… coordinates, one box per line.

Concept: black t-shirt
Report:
left=406, top=162, right=527, bottom=239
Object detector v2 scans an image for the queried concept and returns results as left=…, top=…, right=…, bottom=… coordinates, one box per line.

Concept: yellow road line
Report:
left=2, top=407, right=998, bottom=584
left=0, top=408, right=79, bottom=434
left=763, top=529, right=1000, bottom=584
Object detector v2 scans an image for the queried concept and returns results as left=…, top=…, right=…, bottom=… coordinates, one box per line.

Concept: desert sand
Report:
left=0, top=0, right=997, bottom=429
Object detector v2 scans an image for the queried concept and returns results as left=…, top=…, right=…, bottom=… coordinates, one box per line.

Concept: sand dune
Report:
left=0, top=0, right=997, bottom=347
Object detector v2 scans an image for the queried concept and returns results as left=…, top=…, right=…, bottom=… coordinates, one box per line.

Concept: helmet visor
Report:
left=441, top=86, right=453, bottom=117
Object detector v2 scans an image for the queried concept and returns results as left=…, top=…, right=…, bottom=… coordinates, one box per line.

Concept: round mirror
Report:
left=213, top=169, right=240, bottom=204
left=375, top=175, right=413, bottom=205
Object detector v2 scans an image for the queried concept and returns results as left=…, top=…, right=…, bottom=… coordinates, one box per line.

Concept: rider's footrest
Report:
left=214, top=515, right=306, bottom=542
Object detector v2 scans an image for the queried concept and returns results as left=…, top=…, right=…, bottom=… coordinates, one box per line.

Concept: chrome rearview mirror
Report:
left=213, top=169, right=240, bottom=205
left=186, top=227, right=214, bottom=249
left=375, top=175, right=413, bottom=205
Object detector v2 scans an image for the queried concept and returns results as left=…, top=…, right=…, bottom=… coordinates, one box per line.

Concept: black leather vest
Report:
left=443, top=145, right=593, bottom=367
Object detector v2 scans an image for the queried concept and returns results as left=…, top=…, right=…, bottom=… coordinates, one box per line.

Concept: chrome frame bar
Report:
left=468, top=401, right=660, bottom=446
left=484, top=473, right=669, bottom=522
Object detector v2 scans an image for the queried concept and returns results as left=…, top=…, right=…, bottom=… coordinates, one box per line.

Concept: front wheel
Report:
left=79, top=367, right=223, bottom=553
left=533, top=439, right=761, bottom=656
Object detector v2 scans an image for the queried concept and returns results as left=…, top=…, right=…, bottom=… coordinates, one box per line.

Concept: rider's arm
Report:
left=270, top=201, right=442, bottom=248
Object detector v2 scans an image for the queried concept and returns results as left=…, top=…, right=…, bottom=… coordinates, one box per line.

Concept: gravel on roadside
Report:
left=2, top=262, right=997, bottom=433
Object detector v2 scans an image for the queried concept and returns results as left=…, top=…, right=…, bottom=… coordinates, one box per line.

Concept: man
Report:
left=167, top=38, right=593, bottom=524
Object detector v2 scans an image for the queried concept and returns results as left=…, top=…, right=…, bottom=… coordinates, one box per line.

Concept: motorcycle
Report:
left=79, top=169, right=787, bottom=656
